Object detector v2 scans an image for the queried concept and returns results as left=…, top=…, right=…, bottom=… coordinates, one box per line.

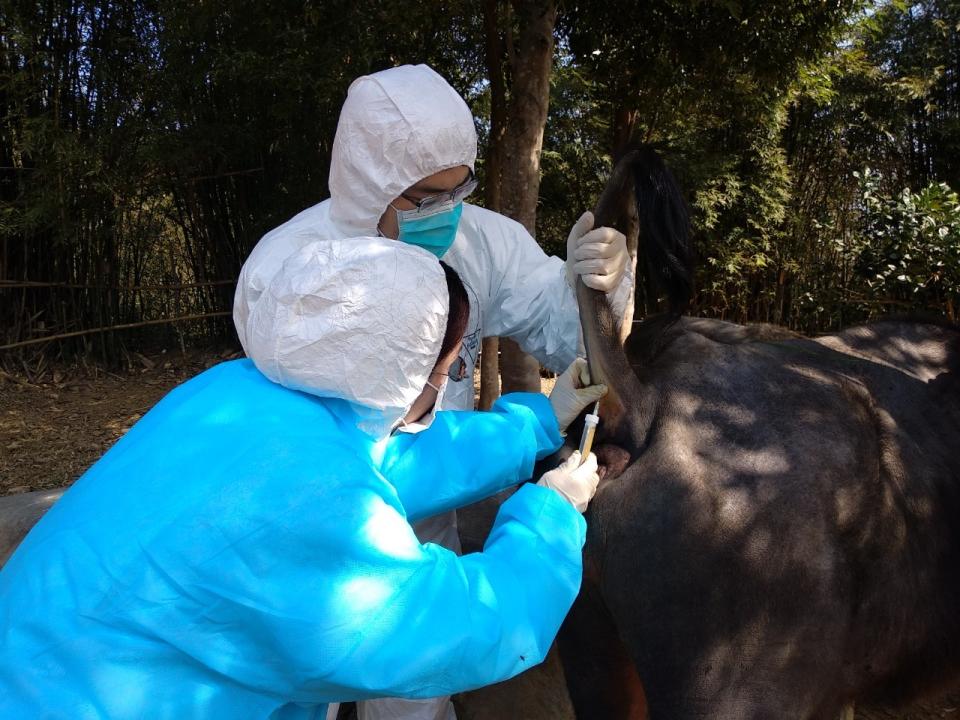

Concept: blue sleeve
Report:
left=322, top=483, right=587, bottom=700
left=381, top=392, right=563, bottom=522
left=203, top=481, right=587, bottom=702
left=91, top=450, right=585, bottom=705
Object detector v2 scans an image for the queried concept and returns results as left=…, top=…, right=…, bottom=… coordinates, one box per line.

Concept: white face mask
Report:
left=393, top=376, right=448, bottom=435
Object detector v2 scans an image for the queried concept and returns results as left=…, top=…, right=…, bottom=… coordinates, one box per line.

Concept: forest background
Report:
left=1, top=0, right=958, bottom=397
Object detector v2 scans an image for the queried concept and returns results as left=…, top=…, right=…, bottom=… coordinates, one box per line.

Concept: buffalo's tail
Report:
left=579, top=144, right=692, bottom=447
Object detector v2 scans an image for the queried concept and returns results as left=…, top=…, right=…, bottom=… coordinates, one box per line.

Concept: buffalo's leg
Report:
left=558, top=579, right=647, bottom=720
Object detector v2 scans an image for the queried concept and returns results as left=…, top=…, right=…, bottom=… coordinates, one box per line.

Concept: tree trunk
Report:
left=496, top=0, right=557, bottom=394
left=498, top=337, right=542, bottom=393
left=479, top=0, right=508, bottom=407
left=478, top=337, right=501, bottom=410
left=499, top=0, right=555, bottom=233
left=483, top=0, right=507, bottom=213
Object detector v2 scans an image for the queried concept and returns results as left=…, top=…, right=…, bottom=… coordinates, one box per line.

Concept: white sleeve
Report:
left=470, top=211, right=634, bottom=373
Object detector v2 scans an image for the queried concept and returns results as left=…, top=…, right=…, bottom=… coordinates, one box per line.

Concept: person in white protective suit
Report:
left=233, top=64, right=632, bottom=720
left=0, top=238, right=606, bottom=720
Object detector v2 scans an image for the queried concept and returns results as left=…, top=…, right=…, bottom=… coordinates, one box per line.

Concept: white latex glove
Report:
left=549, top=357, right=607, bottom=434
left=565, top=211, right=629, bottom=293
left=537, top=450, right=600, bottom=512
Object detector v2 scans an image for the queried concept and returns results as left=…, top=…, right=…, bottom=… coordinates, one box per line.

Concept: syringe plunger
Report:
left=577, top=401, right=600, bottom=463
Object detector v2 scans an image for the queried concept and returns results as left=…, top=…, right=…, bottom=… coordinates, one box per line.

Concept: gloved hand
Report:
left=549, top=357, right=607, bottom=434
left=537, top=450, right=600, bottom=512
left=565, top=211, right=628, bottom=293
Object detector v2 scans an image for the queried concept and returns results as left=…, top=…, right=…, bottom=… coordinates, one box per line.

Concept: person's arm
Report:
left=315, top=482, right=587, bottom=701
left=147, top=456, right=586, bottom=705
left=380, top=391, right=563, bottom=522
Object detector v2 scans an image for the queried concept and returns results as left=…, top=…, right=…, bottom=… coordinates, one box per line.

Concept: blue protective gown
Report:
left=0, top=360, right=585, bottom=719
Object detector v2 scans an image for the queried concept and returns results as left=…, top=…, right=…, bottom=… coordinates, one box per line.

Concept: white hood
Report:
left=245, top=238, right=448, bottom=437
left=328, top=64, right=478, bottom=236
left=234, top=64, right=477, bottom=354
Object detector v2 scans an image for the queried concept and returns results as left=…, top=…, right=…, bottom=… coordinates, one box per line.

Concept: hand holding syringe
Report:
left=542, top=359, right=605, bottom=510
left=549, top=358, right=605, bottom=466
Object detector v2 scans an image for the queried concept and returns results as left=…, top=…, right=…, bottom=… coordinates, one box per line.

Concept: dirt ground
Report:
left=0, top=349, right=241, bottom=495
left=0, top=353, right=957, bottom=719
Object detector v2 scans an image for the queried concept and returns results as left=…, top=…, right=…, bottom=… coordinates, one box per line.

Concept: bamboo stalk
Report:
left=0, top=312, right=231, bottom=351
left=0, top=280, right=235, bottom=291
left=183, top=167, right=264, bottom=183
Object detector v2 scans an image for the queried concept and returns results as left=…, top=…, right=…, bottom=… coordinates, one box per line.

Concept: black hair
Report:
left=593, top=143, right=694, bottom=317
left=630, top=144, right=694, bottom=316
left=439, top=261, right=469, bottom=362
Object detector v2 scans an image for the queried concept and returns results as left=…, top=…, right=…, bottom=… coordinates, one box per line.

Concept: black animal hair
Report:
left=630, top=145, right=694, bottom=317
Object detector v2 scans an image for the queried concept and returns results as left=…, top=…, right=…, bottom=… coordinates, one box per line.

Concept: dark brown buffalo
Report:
left=556, top=147, right=960, bottom=719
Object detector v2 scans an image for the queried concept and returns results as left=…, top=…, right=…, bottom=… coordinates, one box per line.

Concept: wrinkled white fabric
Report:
left=234, top=64, right=477, bottom=353
left=234, top=65, right=633, bottom=402
left=358, top=696, right=457, bottom=720
left=245, top=237, right=447, bottom=437
left=329, top=65, right=477, bottom=238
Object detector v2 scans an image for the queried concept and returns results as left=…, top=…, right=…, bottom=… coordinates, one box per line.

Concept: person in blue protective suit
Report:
left=233, top=65, right=630, bottom=720
left=0, top=238, right=604, bottom=720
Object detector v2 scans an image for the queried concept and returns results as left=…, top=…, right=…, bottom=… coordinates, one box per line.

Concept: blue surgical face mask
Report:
left=393, top=201, right=463, bottom=258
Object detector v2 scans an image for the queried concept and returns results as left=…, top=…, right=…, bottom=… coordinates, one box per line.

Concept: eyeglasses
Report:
left=398, top=169, right=477, bottom=219
left=446, top=333, right=479, bottom=383
left=447, top=356, right=469, bottom=382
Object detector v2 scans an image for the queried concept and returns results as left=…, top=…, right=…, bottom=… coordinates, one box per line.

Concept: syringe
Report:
left=577, top=401, right=600, bottom=464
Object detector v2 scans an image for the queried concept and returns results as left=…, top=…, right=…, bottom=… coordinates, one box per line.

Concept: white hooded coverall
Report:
left=233, top=64, right=632, bottom=720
